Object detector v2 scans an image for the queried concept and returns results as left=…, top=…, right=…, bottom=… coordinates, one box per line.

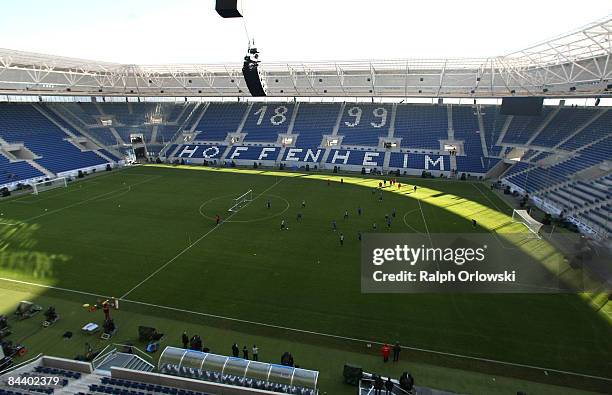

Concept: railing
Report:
left=111, top=343, right=154, bottom=362
left=0, top=353, right=43, bottom=376
left=91, top=345, right=115, bottom=370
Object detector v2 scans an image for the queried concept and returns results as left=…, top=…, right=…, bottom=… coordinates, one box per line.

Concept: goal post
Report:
left=228, top=189, right=253, bottom=212
left=512, top=209, right=543, bottom=238
left=31, top=177, right=68, bottom=195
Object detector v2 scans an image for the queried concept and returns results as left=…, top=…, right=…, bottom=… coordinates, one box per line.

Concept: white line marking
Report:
left=401, top=209, right=424, bottom=234
left=10, top=181, right=103, bottom=205
left=92, top=186, right=132, bottom=202
left=21, top=175, right=161, bottom=223
left=119, top=177, right=285, bottom=299
left=470, top=182, right=507, bottom=213
left=198, top=193, right=291, bottom=223
left=6, top=166, right=141, bottom=204
left=1, top=276, right=610, bottom=383
left=0, top=222, right=20, bottom=226
left=417, top=198, right=434, bottom=247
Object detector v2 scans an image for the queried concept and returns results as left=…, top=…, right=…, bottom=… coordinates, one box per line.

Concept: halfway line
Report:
left=119, top=177, right=285, bottom=299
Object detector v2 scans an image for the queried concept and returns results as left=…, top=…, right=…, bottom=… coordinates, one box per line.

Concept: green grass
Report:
left=0, top=165, right=610, bottom=393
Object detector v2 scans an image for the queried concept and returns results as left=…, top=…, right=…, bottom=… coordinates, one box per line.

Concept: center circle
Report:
left=198, top=194, right=290, bottom=223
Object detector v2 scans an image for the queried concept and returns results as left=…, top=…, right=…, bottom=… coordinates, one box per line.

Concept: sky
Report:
left=0, top=0, right=610, bottom=65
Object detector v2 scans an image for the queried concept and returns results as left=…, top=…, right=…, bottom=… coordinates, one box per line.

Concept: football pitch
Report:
left=0, top=164, right=610, bottom=393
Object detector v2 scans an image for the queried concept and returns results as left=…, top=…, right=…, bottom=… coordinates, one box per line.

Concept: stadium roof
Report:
left=0, top=16, right=611, bottom=98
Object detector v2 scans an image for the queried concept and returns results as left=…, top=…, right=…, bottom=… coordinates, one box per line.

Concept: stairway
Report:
left=150, top=125, right=159, bottom=144
left=27, top=160, right=56, bottom=178
left=525, top=106, right=560, bottom=145
left=495, top=116, right=513, bottom=145
left=108, top=128, right=125, bottom=145
left=94, top=351, right=154, bottom=374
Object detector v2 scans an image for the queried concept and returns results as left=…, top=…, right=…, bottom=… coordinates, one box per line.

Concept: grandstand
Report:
left=0, top=6, right=610, bottom=395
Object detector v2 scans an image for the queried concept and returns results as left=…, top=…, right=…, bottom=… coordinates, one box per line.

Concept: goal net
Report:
left=512, top=209, right=543, bottom=238
left=32, top=177, right=68, bottom=195
left=228, top=189, right=253, bottom=212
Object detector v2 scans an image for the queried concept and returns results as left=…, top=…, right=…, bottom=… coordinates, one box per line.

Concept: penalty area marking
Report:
left=19, top=175, right=161, bottom=223
left=198, top=193, right=291, bottom=223
left=0, top=221, right=21, bottom=226
left=0, top=276, right=611, bottom=384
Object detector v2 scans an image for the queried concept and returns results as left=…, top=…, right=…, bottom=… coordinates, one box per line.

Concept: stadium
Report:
left=0, top=2, right=611, bottom=394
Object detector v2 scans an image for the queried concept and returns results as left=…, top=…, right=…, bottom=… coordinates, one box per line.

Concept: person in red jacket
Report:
left=215, top=214, right=221, bottom=226
left=381, top=343, right=391, bottom=362
left=102, top=301, right=110, bottom=321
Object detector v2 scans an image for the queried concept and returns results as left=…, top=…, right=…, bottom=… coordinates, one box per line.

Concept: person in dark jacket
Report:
left=242, top=345, right=249, bottom=359
left=392, top=342, right=401, bottom=362
left=373, top=374, right=384, bottom=395
left=399, top=371, right=414, bottom=391
left=232, top=343, right=240, bottom=357
left=399, top=372, right=409, bottom=391
left=181, top=332, right=189, bottom=349
left=385, top=377, right=394, bottom=394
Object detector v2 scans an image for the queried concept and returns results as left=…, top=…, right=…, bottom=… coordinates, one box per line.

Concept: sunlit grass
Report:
left=145, top=164, right=609, bottom=320
left=0, top=164, right=608, bottom=381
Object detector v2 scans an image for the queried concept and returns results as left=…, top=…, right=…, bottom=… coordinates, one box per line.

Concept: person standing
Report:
left=252, top=345, right=259, bottom=361
left=385, top=377, right=394, bottom=394
left=181, top=332, right=189, bottom=349
left=296, top=212, right=302, bottom=222
left=413, top=185, right=417, bottom=193
left=373, top=374, right=384, bottom=395
left=301, top=200, right=306, bottom=208
left=332, top=219, right=337, bottom=231
left=266, top=200, right=271, bottom=209
left=358, top=231, right=362, bottom=241
left=232, top=343, right=239, bottom=357
left=102, top=301, right=111, bottom=321
left=215, top=214, right=221, bottom=226
left=399, top=372, right=413, bottom=392
left=357, top=206, right=362, bottom=216
left=392, top=342, right=401, bottom=362
left=281, top=219, right=286, bottom=230
left=242, top=346, right=249, bottom=359
left=339, top=233, right=344, bottom=246
left=382, top=343, right=391, bottom=362
left=344, top=210, right=349, bottom=220
left=472, top=219, right=477, bottom=228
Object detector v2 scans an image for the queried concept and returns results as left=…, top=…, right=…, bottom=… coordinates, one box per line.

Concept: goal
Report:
left=31, top=177, right=68, bottom=195
left=512, top=209, right=543, bottom=238
left=228, top=189, right=253, bottom=212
